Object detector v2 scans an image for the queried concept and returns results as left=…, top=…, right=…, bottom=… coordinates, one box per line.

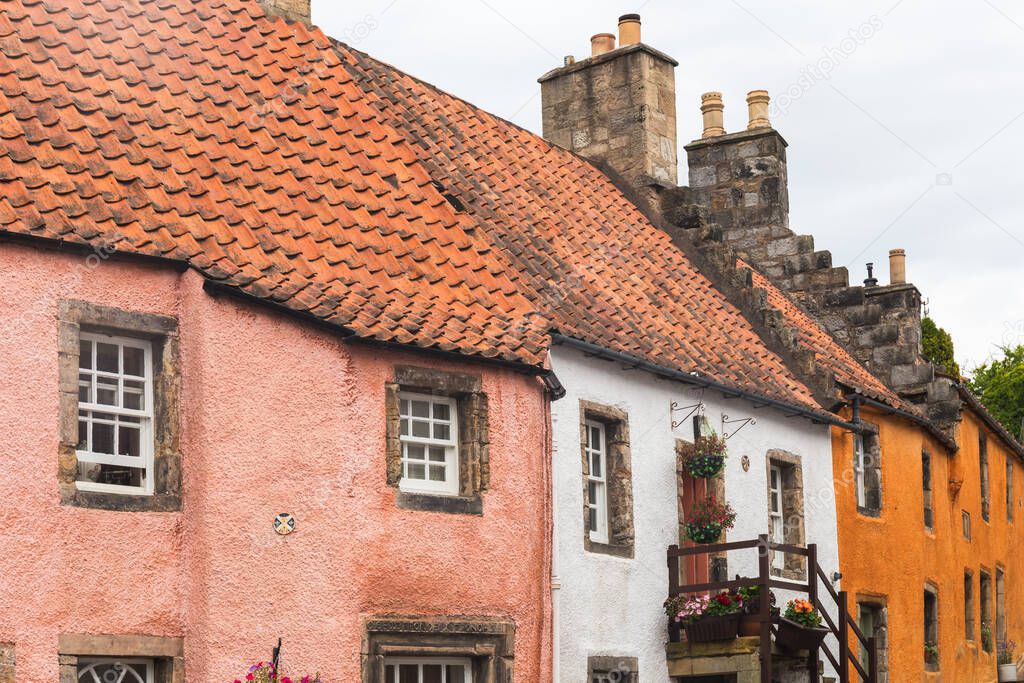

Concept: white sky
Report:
left=315, top=0, right=1024, bottom=374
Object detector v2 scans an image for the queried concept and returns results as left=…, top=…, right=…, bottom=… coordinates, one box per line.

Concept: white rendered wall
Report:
left=550, top=346, right=842, bottom=682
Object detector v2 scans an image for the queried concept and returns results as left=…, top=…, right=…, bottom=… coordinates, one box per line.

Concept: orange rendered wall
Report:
left=832, top=406, right=1024, bottom=682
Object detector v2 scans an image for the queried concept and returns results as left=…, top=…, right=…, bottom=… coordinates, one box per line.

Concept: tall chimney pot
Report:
left=618, top=14, right=642, bottom=46
left=591, top=33, right=616, bottom=57
left=701, top=92, right=726, bottom=138
left=746, top=90, right=771, bottom=130
left=889, top=248, right=907, bottom=285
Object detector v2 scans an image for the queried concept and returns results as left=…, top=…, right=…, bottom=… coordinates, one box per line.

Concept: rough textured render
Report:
left=0, top=246, right=551, bottom=681
left=540, top=44, right=679, bottom=191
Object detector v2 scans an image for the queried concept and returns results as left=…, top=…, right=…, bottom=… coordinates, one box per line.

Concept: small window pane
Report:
left=589, top=481, right=598, bottom=505
left=398, top=664, right=418, bottom=683
left=428, top=447, right=446, bottom=463
left=400, top=399, right=410, bottom=415
left=433, top=423, right=450, bottom=440
left=118, top=425, right=141, bottom=457
left=411, top=400, right=430, bottom=418
left=400, top=418, right=409, bottom=436
left=96, top=342, right=119, bottom=372
left=96, top=376, right=118, bottom=406
left=412, top=420, right=431, bottom=438
left=590, top=452, right=602, bottom=478
left=79, top=339, right=92, bottom=369
left=93, top=421, right=115, bottom=454
left=78, top=419, right=88, bottom=449
left=590, top=425, right=601, bottom=450
left=433, top=402, right=450, bottom=421
left=447, top=665, right=466, bottom=683
left=422, top=665, right=442, bottom=683
left=428, top=465, right=447, bottom=482
left=124, top=380, right=145, bottom=410
left=79, top=375, right=92, bottom=403
left=406, top=444, right=425, bottom=461
left=408, top=463, right=426, bottom=480
left=123, top=346, right=145, bottom=376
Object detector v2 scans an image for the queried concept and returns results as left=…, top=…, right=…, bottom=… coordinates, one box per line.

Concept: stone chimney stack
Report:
left=889, top=249, right=907, bottom=285
left=539, top=14, right=679, bottom=194
left=683, top=90, right=791, bottom=245
left=258, top=0, right=311, bottom=23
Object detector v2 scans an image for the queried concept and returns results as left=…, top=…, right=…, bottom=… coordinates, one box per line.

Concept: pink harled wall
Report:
left=0, top=242, right=551, bottom=681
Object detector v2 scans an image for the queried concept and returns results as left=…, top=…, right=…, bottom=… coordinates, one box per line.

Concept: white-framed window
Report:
left=76, top=332, right=155, bottom=495
left=769, top=464, right=785, bottom=571
left=384, top=657, right=471, bottom=683
left=586, top=419, right=609, bottom=544
left=399, top=392, right=460, bottom=496
left=854, top=433, right=866, bottom=508
left=77, top=658, right=154, bottom=683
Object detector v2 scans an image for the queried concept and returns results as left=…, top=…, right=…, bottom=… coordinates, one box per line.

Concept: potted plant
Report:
left=999, top=640, right=1018, bottom=682
left=679, top=435, right=728, bottom=479
left=775, top=598, right=829, bottom=651
left=684, top=495, right=737, bottom=544
left=233, top=662, right=321, bottom=683
left=982, top=621, right=994, bottom=653
left=676, top=592, right=743, bottom=643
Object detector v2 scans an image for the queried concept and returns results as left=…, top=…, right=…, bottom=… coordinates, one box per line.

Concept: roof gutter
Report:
left=551, top=333, right=860, bottom=431
left=953, top=382, right=1024, bottom=460
left=845, top=392, right=958, bottom=452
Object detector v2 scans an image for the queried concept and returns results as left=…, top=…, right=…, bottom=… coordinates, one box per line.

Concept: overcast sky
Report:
left=315, top=0, right=1024, bottom=374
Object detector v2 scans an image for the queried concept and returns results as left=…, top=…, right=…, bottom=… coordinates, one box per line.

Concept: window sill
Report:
left=62, top=489, right=181, bottom=512
left=584, top=540, right=634, bottom=559
left=395, top=491, right=482, bottom=516
left=856, top=506, right=882, bottom=519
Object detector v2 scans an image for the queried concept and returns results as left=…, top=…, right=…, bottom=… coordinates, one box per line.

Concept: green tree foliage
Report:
left=970, top=345, right=1024, bottom=439
left=921, top=317, right=961, bottom=378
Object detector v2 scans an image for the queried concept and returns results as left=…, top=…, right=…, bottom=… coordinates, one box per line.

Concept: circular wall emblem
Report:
left=273, top=513, right=295, bottom=536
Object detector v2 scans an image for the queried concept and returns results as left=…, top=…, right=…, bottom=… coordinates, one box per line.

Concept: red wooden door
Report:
left=679, top=470, right=709, bottom=586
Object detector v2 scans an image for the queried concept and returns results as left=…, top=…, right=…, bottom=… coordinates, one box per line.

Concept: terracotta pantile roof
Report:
left=0, top=0, right=825, bottom=413
left=0, top=0, right=548, bottom=365
left=743, top=260, right=913, bottom=410
left=339, top=46, right=821, bottom=411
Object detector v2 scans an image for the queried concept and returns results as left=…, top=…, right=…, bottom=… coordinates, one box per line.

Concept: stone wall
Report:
left=0, top=643, right=12, bottom=683
left=670, top=127, right=962, bottom=427
left=257, top=0, right=310, bottom=23
left=540, top=44, right=678, bottom=192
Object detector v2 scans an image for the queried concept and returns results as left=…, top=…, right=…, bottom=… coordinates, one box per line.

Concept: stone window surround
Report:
left=58, top=300, right=181, bottom=512
left=579, top=400, right=635, bottom=559
left=360, top=617, right=514, bottom=683
left=58, top=634, right=184, bottom=683
left=856, top=426, right=882, bottom=518
left=855, top=596, right=889, bottom=683
left=587, top=655, right=638, bottom=682
left=385, top=366, right=489, bottom=516
left=765, top=449, right=806, bottom=581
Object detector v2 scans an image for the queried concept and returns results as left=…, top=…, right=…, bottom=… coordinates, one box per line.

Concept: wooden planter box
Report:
left=683, top=614, right=741, bottom=643
left=775, top=617, right=829, bottom=651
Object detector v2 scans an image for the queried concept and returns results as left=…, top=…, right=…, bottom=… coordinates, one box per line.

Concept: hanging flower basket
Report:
left=679, top=435, right=728, bottom=479
left=775, top=599, right=829, bottom=651
left=685, top=522, right=724, bottom=544
left=684, top=495, right=737, bottom=544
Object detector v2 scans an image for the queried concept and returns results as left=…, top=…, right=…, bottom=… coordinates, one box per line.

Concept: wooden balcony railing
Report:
left=667, top=535, right=879, bottom=683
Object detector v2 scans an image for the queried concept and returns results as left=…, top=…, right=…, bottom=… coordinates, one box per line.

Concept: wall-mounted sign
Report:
left=741, top=455, right=750, bottom=472
left=273, top=513, right=295, bottom=536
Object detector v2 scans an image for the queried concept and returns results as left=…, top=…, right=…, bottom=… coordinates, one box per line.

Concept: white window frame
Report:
left=383, top=657, right=473, bottom=683
left=586, top=419, right=609, bottom=545
left=76, top=331, right=155, bottom=496
left=77, top=657, right=155, bottom=683
left=854, top=433, right=866, bottom=508
left=769, top=464, right=785, bottom=571
left=398, top=392, right=460, bottom=496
